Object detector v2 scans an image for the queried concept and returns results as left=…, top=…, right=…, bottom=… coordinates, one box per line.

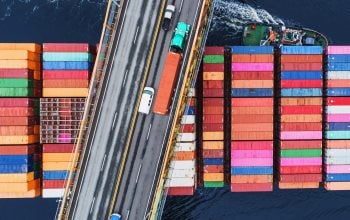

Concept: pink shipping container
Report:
left=280, top=158, right=322, bottom=166
left=43, top=144, right=75, bottom=153
left=231, top=150, right=273, bottom=158
left=327, top=46, right=350, bottom=54
left=42, top=70, right=90, bottom=80
left=231, top=158, right=273, bottom=166
left=231, top=141, right=273, bottom=150
left=280, top=131, right=322, bottom=140
left=231, top=63, right=273, bottom=71
left=0, top=98, right=35, bottom=107
left=325, top=165, right=350, bottom=173
left=327, top=114, right=350, bottom=122
left=43, top=43, right=91, bottom=52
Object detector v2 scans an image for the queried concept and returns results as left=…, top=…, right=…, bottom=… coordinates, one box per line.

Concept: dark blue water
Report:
left=1, top=0, right=350, bottom=219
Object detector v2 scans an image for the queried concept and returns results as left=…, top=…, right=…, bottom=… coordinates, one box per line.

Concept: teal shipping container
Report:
left=43, top=52, right=93, bottom=62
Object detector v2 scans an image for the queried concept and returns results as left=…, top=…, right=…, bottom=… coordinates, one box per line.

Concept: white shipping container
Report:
left=177, top=133, right=196, bottom=142
left=170, top=160, right=195, bottom=170
left=326, top=149, right=350, bottom=156
left=174, top=142, right=195, bottom=152
left=187, top=88, right=196, bottom=97
left=165, top=177, right=194, bottom=187
left=326, top=106, right=350, bottom=114
left=167, top=169, right=195, bottom=178
left=327, top=71, right=350, bottom=79
left=181, top=115, right=195, bottom=124
left=42, top=188, right=65, bottom=198
left=325, top=157, right=350, bottom=165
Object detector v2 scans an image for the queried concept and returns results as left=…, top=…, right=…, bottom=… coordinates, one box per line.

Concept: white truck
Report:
left=162, top=4, right=175, bottom=31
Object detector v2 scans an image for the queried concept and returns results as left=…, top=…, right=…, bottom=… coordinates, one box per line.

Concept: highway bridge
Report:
left=56, top=0, right=213, bottom=219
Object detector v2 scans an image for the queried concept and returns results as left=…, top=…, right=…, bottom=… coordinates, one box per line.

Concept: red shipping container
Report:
left=203, top=80, right=224, bottom=89
left=280, top=140, right=322, bottom=149
left=326, top=140, right=350, bottom=149
left=0, top=69, right=34, bottom=79
left=43, top=43, right=92, bottom=52
left=231, top=141, right=273, bottom=150
left=280, top=106, right=322, bottom=114
left=0, top=116, right=38, bottom=126
left=281, top=63, right=322, bottom=71
left=232, top=114, right=273, bottom=123
left=232, top=106, right=273, bottom=115
left=167, top=187, right=194, bottom=196
left=203, top=149, right=224, bottom=158
left=43, top=79, right=89, bottom=88
left=0, top=98, right=36, bottom=107
left=203, top=115, right=224, bottom=124
left=327, top=79, right=350, bottom=88
left=0, top=145, right=36, bottom=155
left=203, top=106, right=224, bottom=115
left=204, top=46, right=224, bottom=55
left=203, top=123, right=224, bottom=131
left=203, top=88, right=224, bottom=97
left=203, top=64, right=224, bottom=72
left=279, top=174, right=322, bottom=182
left=280, top=122, right=322, bottom=131
left=231, top=183, right=272, bottom=192
left=42, top=180, right=66, bottom=189
left=279, top=166, right=322, bottom=174
left=43, top=144, right=75, bottom=153
left=203, top=98, right=224, bottom=106
left=281, top=55, right=322, bottom=63
left=326, top=97, right=350, bottom=106
left=0, top=107, right=36, bottom=117
left=232, top=71, right=274, bottom=80
left=180, top=124, right=195, bottom=133
left=231, top=98, right=273, bottom=107
left=281, top=80, right=323, bottom=88
left=203, top=165, right=224, bottom=173
left=42, top=70, right=90, bottom=80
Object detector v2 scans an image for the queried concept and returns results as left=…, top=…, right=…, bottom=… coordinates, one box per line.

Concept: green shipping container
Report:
left=203, top=55, right=224, bottom=64
left=281, top=149, right=322, bottom=158
left=0, top=88, right=34, bottom=97
left=43, top=52, right=93, bottom=62
left=204, top=181, right=224, bottom=187
left=0, top=79, right=35, bottom=88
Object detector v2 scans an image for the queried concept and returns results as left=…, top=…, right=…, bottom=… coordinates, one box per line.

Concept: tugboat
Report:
left=242, top=23, right=328, bottom=47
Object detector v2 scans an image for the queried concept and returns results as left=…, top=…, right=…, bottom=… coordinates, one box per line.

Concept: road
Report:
left=113, top=0, right=203, bottom=219
left=67, top=0, right=163, bottom=219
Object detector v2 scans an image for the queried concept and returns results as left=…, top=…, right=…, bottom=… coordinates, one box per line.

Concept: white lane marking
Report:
left=122, top=70, right=129, bottom=87
left=100, top=154, right=107, bottom=171
left=146, top=123, right=152, bottom=140
left=179, top=0, right=184, bottom=13
left=112, top=111, right=118, bottom=128
left=126, top=209, right=130, bottom=220
left=136, top=164, right=142, bottom=183
left=134, top=26, right=140, bottom=44
left=89, top=196, right=96, bottom=214
left=116, top=0, right=130, bottom=47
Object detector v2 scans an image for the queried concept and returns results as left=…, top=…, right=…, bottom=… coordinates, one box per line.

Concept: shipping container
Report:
left=325, top=157, right=350, bottom=165
left=0, top=69, right=34, bottom=79
left=280, top=140, right=322, bottom=149
left=232, top=114, right=273, bottom=123
left=231, top=98, right=273, bottom=106
left=231, top=141, right=273, bottom=150
left=325, top=131, right=350, bottom=139
left=324, top=182, right=350, bottom=190
left=281, top=46, right=323, bottom=54
left=43, top=61, right=91, bottom=70
left=42, top=70, right=90, bottom=80
left=170, top=160, right=196, bottom=170
left=203, top=106, right=224, bottom=115
left=280, top=131, right=322, bottom=140
left=180, top=124, right=195, bottom=133
left=232, top=106, right=273, bottom=115
left=281, top=88, right=322, bottom=97
left=231, top=46, right=273, bottom=54
left=327, top=122, right=350, bottom=131
left=173, top=151, right=195, bottom=161
left=231, top=131, right=273, bottom=141
left=281, top=97, right=322, bottom=106
left=169, top=169, right=195, bottom=178
left=0, top=60, right=40, bottom=71
left=326, top=140, right=350, bottom=149
left=204, top=46, right=224, bottom=55
left=231, top=166, right=273, bottom=175
left=42, top=188, right=64, bottom=198
left=281, top=54, right=322, bottom=63
left=203, top=149, right=224, bottom=158
left=203, top=98, right=224, bottom=106
left=231, top=123, right=273, bottom=132
left=181, top=115, right=195, bottom=124
left=42, top=180, right=66, bottom=189
left=203, top=173, right=224, bottom=181
left=0, top=43, right=41, bottom=53
left=231, top=150, right=273, bottom=158
left=326, top=174, right=350, bottom=181
left=0, top=50, right=40, bottom=61
left=328, top=54, right=350, bottom=63
left=43, top=43, right=92, bottom=52
left=203, top=158, right=224, bottom=165
left=325, top=165, right=350, bottom=174
left=327, top=114, right=350, bottom=122
left=278, top=182, right=319, bottom=189
left=232, top=63, right=273, bottom=71
left=203, top=114, right=224, bottom=124
left=280, top=165, right=322, bottom=174
left=203, top=88, right=224, bottom=97
left=204, top=181, right=224, bottom=187
left=167, top=186, right=194, bottom=196
left=43, top=88, right=88, bottom=97
left=280, top=149, right=322, bottom=157
left=203, top=72, right=224, bottom=80
left=203, top=132, right=224, bottom=141
left=327, top=71, right=350, bottom=79
left=280, top=157, right=322, bottom=166
left=280, top=174, right=322, bottom=182
left=175, top=143, right=195, bottom=152
left=43, top=79, right=89, bottom=88
left=230, top=183, right=272, bottom=192
left=232, top=80, right=273, bottom=88
left=281, top=80, right=323, bottom=88
left=281, top=71, right=323, bottom=80
left=43, top=52, right=93, bottom=62
left=281, top=114, right=322, bottom=123
left=0, top=135, right=38, bottom=145
left=165, top=178, right=194, bottom=187
left=231, top=175, right=272, bottom=183
left=232, top=54, right=273, bottom=63
left=231, top=88, right=273, bottom=97
left=327, top=80, right=350, bottom=88
left=232, top=71, right=274, bottom=80
left=281, top=122, right=322, bottom=131
left=203, top=123, right=224, bottom=131
left=203, top=64, right=224, bottom=72
left=0, top=172, right=35, bottom=182
left=203, top=165, right=224, bottom=173
left=0, top=188, right=41, bottom=198
left=0, top=117, right=39, bottom=126
left=231, top=158, right=272, bottom=166
left=0, top=145, right=36, bottom=155
left=203, top=80, right=224, bottom=89
left=328, top=63, right=350, bottom=71
left=202, top=141, right=224, bottom=150
left=42, top=153, right=75, bottom=162
left=0, top=179, right=40, bottom=193
left=203, top=55, right=224, bottom=63
left=327, top=46, right=350, bottom=54
left=281, top=106, right=322, bottom=114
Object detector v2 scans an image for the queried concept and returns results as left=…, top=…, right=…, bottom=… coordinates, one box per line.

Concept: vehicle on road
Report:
left=138, top=87, right=155, bottom=114
left=162, top=4, right=175, bottom=31
left=110, top=213, right=121, bottom=220
left=170, top=22, right=191, bottom=52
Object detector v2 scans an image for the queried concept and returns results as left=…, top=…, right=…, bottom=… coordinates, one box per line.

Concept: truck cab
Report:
left=162, top=5, right=175, bottom=31
left=110, top=213, right=121, bottom=220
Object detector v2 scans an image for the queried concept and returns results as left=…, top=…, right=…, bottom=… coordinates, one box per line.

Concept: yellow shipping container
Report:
left=203, top=173, right=224, bottom=181
left=0, top=50, right=40, bottom=61
left=43, top=88, right=88, bottom=97
left=42, top=162, right=73, bottom=171
left=42, top=153, right=77, bottom=162
left=0, top=188, right=41, bottom=198
left=0, top=60, right=40, bottom=71
left=0, top=172, right=34, bottom=183
left=202, top=141, right=224, bottom=150
left=202, top=131, right=224, bottom=141
left=0, top=43, right=41, bottom=53
left=203, top=72, right=224, bottom=80
left=34, top=71, right=41, bottom=80
left=0, top=179, right=40, bottom=192
left=0, top=135, right=38, bottom=144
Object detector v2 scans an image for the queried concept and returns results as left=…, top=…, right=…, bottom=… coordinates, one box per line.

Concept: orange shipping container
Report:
left=231, top=123, right=273, bottom=132
left=326, top=140, right=350, bottom=149
left=153, top=52, right=181, bottom=115
left=43, top=79, right=89, bottom=88
left=42, top=153, right=77, bottom=162
left=0, top=50, right=40, bottom=61
left=232, top=106, right=273, bottom=115
left=232, top=54, right=273, bottom=63
left=232, top=114, right=273, bottom=123
left=281, top=97, right=322, bottom=106
left=327, top=79, right=350, bottom=88
left=231, top=131, right=273, bottom=140
left=0, top=179, right=40, bottom=192
left=42, top=162, right=72, bottom=171
left=0, top=135, right=38, bottom=145
left=173, top=151, right=195, bottom=160
left=0, top=60, right=40, bottom=71
left=231, top=175, right=273, bottom=183
left=0, top=145, right=36, bottom=155
left=203, top=72, right=224, bottom=80
left=0, top=43, right=41, bottom=53
left=281, top=54, right=322, bottom=63
left=203, top=131, right=224, bottom=140
left=0, top=188, right=41, bottom=198
left=43, top=88, right=88, bottom=97
left=278, top=182, right=319, bottom=189
left=281, top=114, right=322, bottom=123
left=203, top=173, right=224, bottom=181
left=0, top=172, right=34, bottom=183
left=324, top=182, right=350, bottom=190
left=231, top=80, right=273, bottom=88
left=203, top=106, right=224, bottom=115
left=203, top=165, right=224, bottom=173
left=202, top=141, right=224, bottom=150
left=0, top=126, right=35, bottom=135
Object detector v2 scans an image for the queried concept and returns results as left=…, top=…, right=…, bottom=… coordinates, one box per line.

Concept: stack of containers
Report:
left=279, top=46, right=323, bottom=189
left=166, top=89, right=196, bottom=196
left=324, top=46, right=350, bottom=190
left=0, top=43, right=42, bottom=198
left=202, top=47, right=225, bottom=188
left=230, top=46, right=274, bottom=192
left=41, top=43, right=92, bottom=198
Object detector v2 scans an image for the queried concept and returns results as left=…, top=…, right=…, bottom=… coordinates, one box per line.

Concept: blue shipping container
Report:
left=281, top=46, right=323, bottom=55
left=43, top=171, right=75, bottom=180
left=43, top=61, right=92, bottom=70
left=0, top=164, right=33, bottom=173
left=328, top=54, right=350, bottom=63
left=231, top=166, right=273, bottom=175
left=203, top=158, right=224, bottom=165
left=326, top=174, right=350, bottom=182
left=327, top=88, right=350, bottom=96
left=231, top=88, right=273, bottom=97
left=281, top=71, right=323, bottom=80
left=326, top=123, right=350, bottom=131
left=0, top=155, right=33, bottom=165
left=281, top=88, right=322, bottom=97
left=184, top=106, right=195, bottom=115
left=231, top=46, right=273, bottom=54
left=328, top=63, right=350, bottom=71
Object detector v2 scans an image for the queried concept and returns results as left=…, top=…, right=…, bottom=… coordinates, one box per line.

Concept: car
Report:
left=162, top=4, right=175, bottom=31
left=110, top=213, right=121, bottom=220
left=138, top=87, right=155, bottom=114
